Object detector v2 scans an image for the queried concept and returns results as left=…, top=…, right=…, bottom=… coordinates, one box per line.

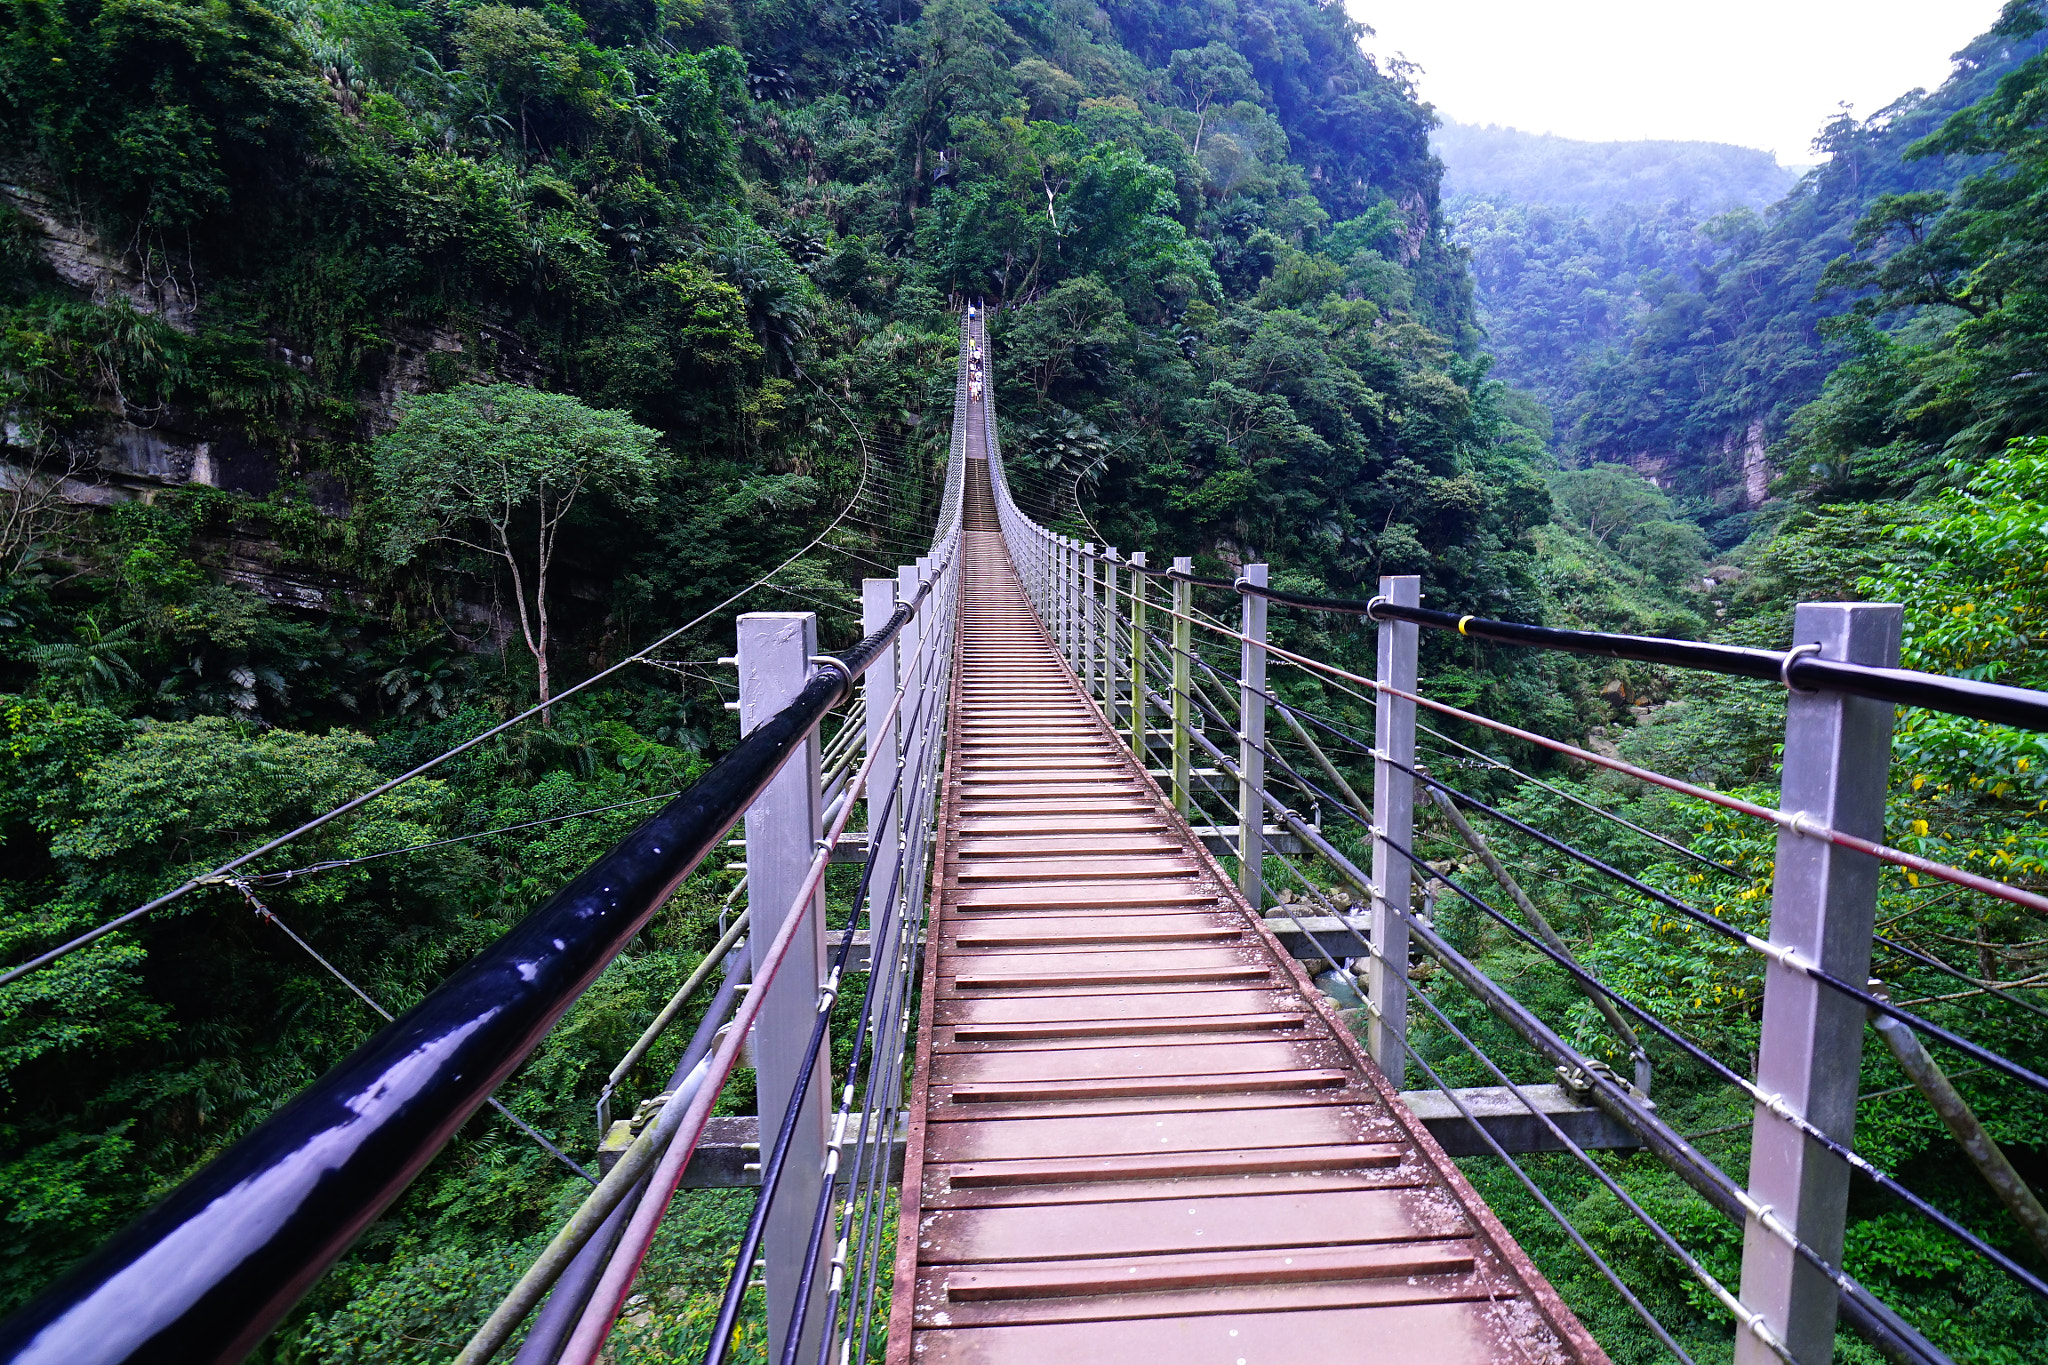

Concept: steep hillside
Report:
left=1436, top=121, right=1800, bottom=213
left=1460, top=17, right=2048, bottom=514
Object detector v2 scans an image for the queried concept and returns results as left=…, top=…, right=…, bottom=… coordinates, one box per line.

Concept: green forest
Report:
left=1, top=0, right=2045, bottom=1355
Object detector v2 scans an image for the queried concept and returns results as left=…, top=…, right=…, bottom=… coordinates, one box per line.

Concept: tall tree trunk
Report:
left=534, top=555, right=552, bottom=719
left=497, top=531, right=551, bottom=723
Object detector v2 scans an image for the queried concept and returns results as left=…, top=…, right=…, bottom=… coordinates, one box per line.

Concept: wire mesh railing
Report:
left=986, top=403, right=2048, bottom=1365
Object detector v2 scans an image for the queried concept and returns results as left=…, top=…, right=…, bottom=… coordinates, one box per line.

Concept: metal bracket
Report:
left=808, top=654, right=856, bottom=704
left=1780, top=642, right=1822, bottom=693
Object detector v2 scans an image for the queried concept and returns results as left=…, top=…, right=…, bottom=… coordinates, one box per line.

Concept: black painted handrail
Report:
left=1077, top=545, right=2048, bottom=732
left=1368, top=599, right=2048, bottom=733
left=0, top=588, right=938, bottom=1364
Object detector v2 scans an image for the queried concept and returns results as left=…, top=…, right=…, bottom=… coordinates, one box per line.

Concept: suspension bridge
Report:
left=2, top=315, right=2046, bottom=1365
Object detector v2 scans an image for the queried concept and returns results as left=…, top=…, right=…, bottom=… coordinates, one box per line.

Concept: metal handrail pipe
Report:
left=0, top=587, right=946, bottom=1365
left=1369, top=599, right=2048, bottom=731
left=556, top=568, right=949, bottom=1365
left=1074, top=555, right=2048, bottom=732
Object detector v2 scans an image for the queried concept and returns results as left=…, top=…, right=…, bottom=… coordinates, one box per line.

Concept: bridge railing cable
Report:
left=0, top=335, right=971, bottom=1365
left=484, top=317, right=975, bottom=1365
left=984, top=437, right=2046, bottom=1365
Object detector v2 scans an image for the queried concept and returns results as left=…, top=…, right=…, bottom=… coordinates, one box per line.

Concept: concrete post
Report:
left=1735, top=603, right=1902, bottom=1365
left=737, top=612, right=829, bottom=1363
left=1367, top=575, right=1418, bottom=1087
left=1238, top=564, right=1269, bottom=907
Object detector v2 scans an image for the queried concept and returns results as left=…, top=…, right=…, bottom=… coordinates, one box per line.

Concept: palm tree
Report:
left=27, top=614, right=143, bottom=703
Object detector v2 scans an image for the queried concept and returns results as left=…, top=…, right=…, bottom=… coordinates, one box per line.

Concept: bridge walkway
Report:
left=886, top=445, right=1605, bottom=1363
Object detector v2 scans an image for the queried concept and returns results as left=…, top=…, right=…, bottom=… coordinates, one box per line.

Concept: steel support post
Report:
left=1056, top=532, right=1073, bottom=663
left=1062, top=538, right=1077, bottom=665
left=737, top=612, right=830, bottom=1363
left=1050, top=534, right=1060, bottom=631
left=1735, top=602, right=1902, bottom=1365
left=861, top=576, right=902, bottom=993
left=1043, top=534, right=1055, bottom=647
left=1128, top=553, right=1148, bottom=764
left=1367, top=575, right=1418, bottom=1087
left=1035, top=530, right=1049, bottom=617
left=1068, top=539, right=1081, bottom=669
left=888, top=559, right=930, bottom=1117
left=1023, top=528, right=1035, bottom=612
left=1237, top=563, right=1269, bottom=907
left=1083, top=545, right=1099, bottom=699
left=1046, top=533, right=1057, bottom=640
left=1102, top=548, right=1121, bottom=721
left=903, top=560, right=932, bottom=848
left=1170, top=557, right=1193, bottom=815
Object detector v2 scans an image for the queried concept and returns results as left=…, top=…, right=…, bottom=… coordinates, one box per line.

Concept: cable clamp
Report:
left=809, top=654, right=857, bottom=703
left=1365, top=594, right=1390, bottom=620
left=1751, top=1202, right=1802, bottom=1252
left=1744, top=934, right=1817, bottom=975
left=1756, top=1089, right=1804, bottom=1129
left=1772, top=808, right=1826, bottom=841
left=1780, top=641, right=1822, bottom=692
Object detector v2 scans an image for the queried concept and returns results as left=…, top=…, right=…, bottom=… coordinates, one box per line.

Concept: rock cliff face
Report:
left=2, top=180, right=198, bottom=332
left=5, top=182, right=315, bottom=507
left=4, top=179, right=545, bottom=506
left=1, top=180, right=536, bottom=629
left=1628, top=452, right=1676, bottom=489
left=1624, top=416, right=1771, bottom=509
left=1727, top=418, right=1770, bottom=508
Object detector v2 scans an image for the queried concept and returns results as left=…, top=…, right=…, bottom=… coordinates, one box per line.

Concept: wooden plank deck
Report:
left=885, top=440, right=1607, bottom=1364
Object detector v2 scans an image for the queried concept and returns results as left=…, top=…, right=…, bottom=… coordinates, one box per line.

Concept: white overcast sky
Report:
left=1352, top=1, right=2008, bottom=162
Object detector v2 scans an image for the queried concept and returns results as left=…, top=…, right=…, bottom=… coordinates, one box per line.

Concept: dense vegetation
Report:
left=1, top=0, right=2044, bottom=1358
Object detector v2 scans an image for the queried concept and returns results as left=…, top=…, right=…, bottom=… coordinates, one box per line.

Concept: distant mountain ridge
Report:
left=1433, top=120, right=1802, bottom=212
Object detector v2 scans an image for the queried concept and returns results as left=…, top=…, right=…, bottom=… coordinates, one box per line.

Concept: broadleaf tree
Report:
left=373, top=384, right=668, bottom=711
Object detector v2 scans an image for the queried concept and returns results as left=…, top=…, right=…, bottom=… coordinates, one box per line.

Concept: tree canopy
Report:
left=375, top=384, right=666, bottom=706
